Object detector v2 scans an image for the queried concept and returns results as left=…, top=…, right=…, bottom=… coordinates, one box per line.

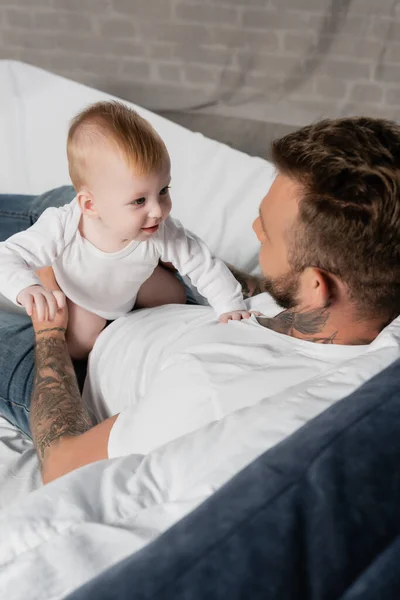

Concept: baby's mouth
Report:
left=141, top=224, right=159, bottom=234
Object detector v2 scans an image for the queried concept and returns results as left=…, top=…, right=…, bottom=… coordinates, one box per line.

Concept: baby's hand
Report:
left=17, top=284, right=65, bottom=321
left=219, top=310, right=252, bottom=323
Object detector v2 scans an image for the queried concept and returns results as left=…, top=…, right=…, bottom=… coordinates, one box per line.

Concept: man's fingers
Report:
left=219, top=313, right=229, bottom=323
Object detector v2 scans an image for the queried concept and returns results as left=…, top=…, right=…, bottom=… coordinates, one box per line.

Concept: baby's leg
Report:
left=135, top=264, right=186, bottom=309
left=66, top=300, right=107, bottom=360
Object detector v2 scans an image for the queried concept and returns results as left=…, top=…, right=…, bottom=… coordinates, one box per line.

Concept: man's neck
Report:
left=256, top=306, right=383, bottom=346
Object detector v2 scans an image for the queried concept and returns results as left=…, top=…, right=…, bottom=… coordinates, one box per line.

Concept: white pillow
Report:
left=0, top=60, right=276, bottom=272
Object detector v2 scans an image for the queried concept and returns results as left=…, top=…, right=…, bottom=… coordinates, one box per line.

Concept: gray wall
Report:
left=0, top=0, right=399, bottom=154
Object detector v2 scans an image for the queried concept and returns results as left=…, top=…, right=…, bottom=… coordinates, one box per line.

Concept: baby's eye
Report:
left=160, top=186, right=170, bottom=196
left=132, top=197, right=146, bottom=206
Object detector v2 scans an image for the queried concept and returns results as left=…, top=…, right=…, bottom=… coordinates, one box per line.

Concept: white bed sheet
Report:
left=0, top=419, right=40, bottom=511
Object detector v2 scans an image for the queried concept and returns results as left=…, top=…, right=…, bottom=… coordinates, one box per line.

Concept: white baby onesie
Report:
left=0, top=199, right=246, bottom=320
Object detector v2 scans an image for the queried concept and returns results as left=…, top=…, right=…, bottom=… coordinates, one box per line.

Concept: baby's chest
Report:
left=56, top=242, right=160, bottom=287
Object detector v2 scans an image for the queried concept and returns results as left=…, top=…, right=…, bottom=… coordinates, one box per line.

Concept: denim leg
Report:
left=0, top=185, right=75, bottom=239
left=0, top=311, right=34, bottom=437
left=0, top=194, right=37, bottom=240
left=27, top=185, right=75, bottom=222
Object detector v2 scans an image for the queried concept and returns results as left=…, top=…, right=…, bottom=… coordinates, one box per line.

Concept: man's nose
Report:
left=253, top=217, right=262, bottom=240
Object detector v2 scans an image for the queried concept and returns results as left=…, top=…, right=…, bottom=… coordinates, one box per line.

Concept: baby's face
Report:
left=87, top=148, right=172, bottom=242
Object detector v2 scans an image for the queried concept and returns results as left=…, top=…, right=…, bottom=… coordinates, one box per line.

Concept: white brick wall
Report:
left=0, top=0, right=399, bottom=124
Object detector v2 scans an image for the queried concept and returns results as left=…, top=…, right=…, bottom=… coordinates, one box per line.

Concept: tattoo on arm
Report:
left=227, top=265, right=264, bottom=300
left=35, top=327, right=67, bottom=336
left=31, top=336, right=92, bottom=463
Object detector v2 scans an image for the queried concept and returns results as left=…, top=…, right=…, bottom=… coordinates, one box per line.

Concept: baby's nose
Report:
left=148, top=202, right=162, bottom=219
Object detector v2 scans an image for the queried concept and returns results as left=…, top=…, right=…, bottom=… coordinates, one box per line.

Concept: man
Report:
left=1, top=118, right=400, bottom=598
left=22, top=116, right=400, bottom=483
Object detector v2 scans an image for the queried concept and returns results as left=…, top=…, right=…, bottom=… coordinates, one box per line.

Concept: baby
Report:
left=0, top=101, right=249, bottom=359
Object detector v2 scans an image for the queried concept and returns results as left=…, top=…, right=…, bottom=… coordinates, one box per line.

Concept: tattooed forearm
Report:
left=31, top=335, right=92, bottom=463
left=227, top=265, right=264, bottom=299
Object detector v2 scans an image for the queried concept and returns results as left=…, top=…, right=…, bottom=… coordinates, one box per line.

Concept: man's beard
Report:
left=262, top=269, right=301, bottom=310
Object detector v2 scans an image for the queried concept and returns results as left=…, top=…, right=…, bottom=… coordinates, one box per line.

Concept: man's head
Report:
left=67, top=101, right=171, bottom=242
left=253, top=117, right=400, bottom=323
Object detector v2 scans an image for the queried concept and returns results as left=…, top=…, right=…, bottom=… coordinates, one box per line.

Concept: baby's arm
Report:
left=0, top=207, right=66, bottom=312
left=158, top=217, right=249, bottom=319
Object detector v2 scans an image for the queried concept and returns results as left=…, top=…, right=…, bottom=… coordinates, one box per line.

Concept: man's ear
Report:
left=302, top=267, right=349, bottom=309
left=77, top=189, right=98, bottom=218
left=300, top=267, right=331, bottom=309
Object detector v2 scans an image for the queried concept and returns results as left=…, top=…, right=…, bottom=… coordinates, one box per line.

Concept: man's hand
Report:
left=18, top=283, right=65, bottom=323
left=219, top=310, right=252, bottom=323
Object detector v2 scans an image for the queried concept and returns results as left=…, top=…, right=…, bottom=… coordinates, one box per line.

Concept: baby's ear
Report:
left=77, top=189, right=98, bottom=218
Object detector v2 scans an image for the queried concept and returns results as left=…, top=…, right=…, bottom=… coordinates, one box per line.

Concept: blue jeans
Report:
left=0, top=187, right=77, bottom=436
left=66, top=358, right=400, bottom=599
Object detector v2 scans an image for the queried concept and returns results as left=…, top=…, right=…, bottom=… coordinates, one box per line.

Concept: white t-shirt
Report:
left=0, top=200, right=245, bottom=319
left=83, top=292, right=400, bottom=458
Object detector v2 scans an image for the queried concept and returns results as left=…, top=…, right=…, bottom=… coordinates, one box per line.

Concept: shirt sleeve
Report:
left=0, top=207, right=67, bottom=304
left=156, top=217, right=246, bottom=315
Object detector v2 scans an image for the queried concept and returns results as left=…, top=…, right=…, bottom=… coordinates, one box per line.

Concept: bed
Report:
left=1, top=60, right=400, bottom=599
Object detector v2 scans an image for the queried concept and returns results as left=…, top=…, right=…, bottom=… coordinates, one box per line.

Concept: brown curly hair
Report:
left=271, top=117, right=400, bottom=320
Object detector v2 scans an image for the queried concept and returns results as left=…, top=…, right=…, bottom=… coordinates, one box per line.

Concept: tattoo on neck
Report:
left=31, top=336, right=92, bottom=463
left=256, top=308, right=339, bottom=344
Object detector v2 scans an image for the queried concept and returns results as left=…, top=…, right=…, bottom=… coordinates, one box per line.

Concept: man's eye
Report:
left=160, top=186, right=170, bottom=196
left=133, top=197, right=146, bottom=206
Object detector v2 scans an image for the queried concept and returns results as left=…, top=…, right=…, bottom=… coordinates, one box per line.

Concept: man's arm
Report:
left=31, top=267, right=118, bottom=484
